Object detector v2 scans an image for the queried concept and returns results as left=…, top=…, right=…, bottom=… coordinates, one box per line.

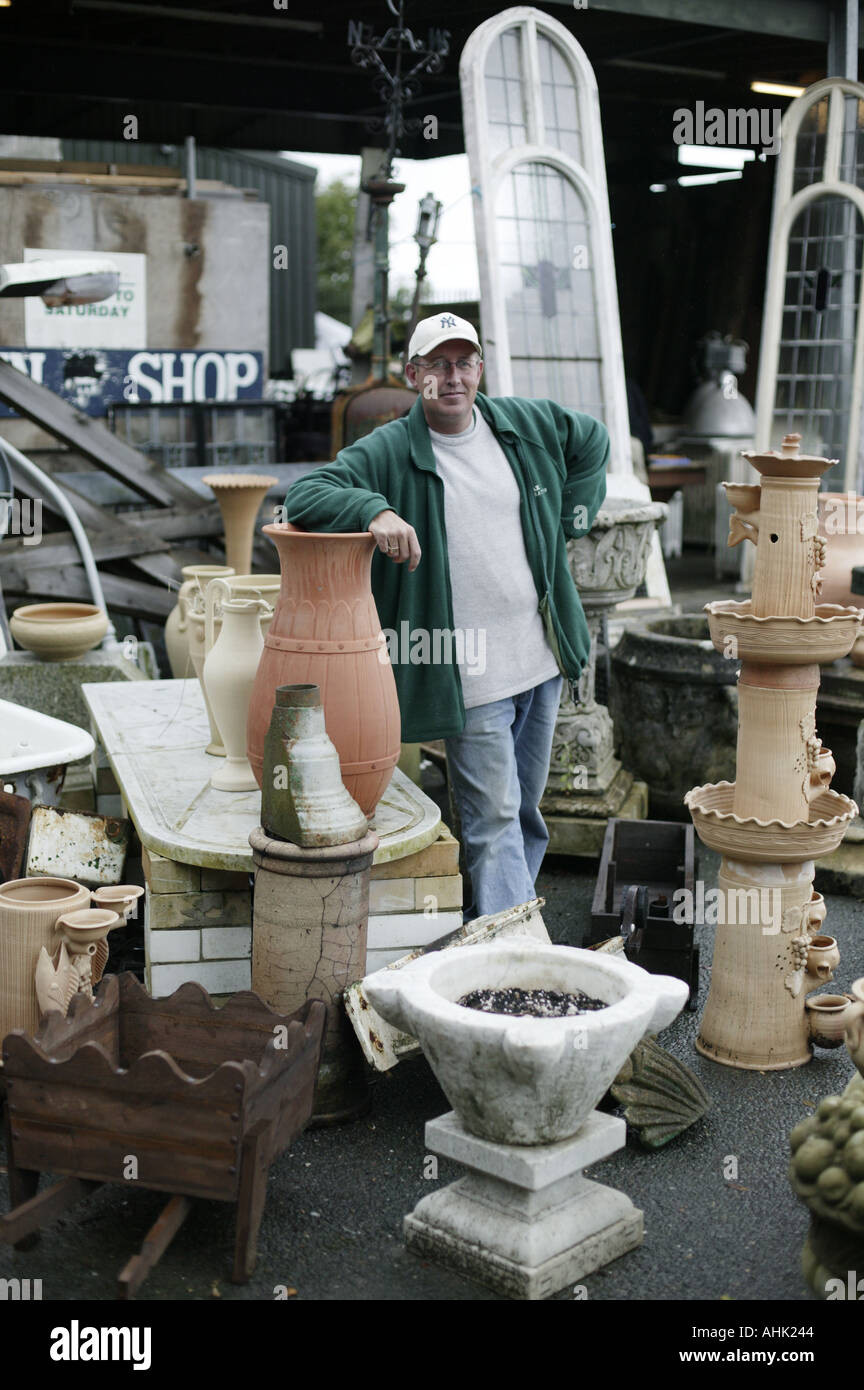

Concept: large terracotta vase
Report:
left=247, top=526, right=401, bottom=817
left=0, top=876, right=91, bottom=1039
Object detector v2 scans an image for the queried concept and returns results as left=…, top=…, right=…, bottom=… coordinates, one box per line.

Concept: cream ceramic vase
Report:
left=164, top=565, right=234, bottom=678
left=201, top=473, right=278, bottom=576
left=203, top=593, right=271, bottom=791
left=188, top=576, right=279, bottom=756
left=0, top=876, right=91, bottom=1038
left=187, top=600, right=225, bottom=756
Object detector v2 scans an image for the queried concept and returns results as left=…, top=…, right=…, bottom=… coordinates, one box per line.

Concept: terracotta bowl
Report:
left=705, top=600, right=863, bottom=665
left=10, top=602, right=108, bottom=662
left=684, top=781, right=857, bottom=861
left=805, top=994, right=855, bottom=1049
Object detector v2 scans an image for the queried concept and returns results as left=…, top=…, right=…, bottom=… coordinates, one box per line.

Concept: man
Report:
left=282, top=312, right=608, bottom=917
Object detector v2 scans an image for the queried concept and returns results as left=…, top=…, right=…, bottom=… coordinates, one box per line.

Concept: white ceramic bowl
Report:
left=364, top=940, right=689, bottom=1146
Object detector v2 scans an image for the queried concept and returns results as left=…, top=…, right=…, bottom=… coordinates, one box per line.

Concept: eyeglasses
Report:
left=413, top=356, right=482, bottom=374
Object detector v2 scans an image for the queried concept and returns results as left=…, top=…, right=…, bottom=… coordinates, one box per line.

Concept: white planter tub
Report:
left=365, top=939, right=689, bottom=1146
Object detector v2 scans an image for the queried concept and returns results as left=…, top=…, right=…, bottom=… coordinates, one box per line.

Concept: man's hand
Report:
left=368, top=509, right=421, bottom=572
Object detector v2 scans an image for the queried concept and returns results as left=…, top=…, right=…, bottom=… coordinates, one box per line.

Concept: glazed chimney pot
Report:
left=246, top=525, right=401, bottom=818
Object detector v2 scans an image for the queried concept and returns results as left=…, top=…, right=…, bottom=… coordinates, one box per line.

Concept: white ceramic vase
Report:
left=203, top=591, right=272, bottom=791
left=164, top=565, right=235, bottom=678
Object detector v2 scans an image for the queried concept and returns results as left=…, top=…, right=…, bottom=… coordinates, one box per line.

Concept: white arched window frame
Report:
left=459, top=6, right=632, bottom=476
left=755, top=77, right=864, bottom=491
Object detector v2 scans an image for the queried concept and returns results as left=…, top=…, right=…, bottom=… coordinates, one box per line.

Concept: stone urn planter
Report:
left=365, top=938, right=688, bottom=1299
left=609, top=614, right=739, bottom=818
left=364, top=939, right=688, bottom=1146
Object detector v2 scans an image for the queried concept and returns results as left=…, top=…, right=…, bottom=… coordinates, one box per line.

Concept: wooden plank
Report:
left=0, top=159, right=180, bottom=176
left=118, top=1195, right=192, bottom=1300
left=0, top=361, right=203, bottom=508
left=3, top=565, right=173, bottom=617
left=9, top=1123, right=238, bottom=1201
left=232, top=1120, right=271, bottom=1283
left=0, top=1176, right=100, bottom=1247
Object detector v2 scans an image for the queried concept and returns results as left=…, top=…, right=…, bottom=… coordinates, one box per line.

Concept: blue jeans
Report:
left=444, top=675, right=563, bottom=919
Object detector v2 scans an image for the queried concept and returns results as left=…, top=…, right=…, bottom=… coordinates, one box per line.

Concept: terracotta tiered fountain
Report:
left=686, top=434, right=863, bottom=1069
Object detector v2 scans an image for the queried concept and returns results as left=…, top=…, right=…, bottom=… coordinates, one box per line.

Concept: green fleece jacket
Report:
left=282, top=392, right=609, bottom=741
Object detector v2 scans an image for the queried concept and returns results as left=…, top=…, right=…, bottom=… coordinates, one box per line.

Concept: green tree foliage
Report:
left=316, top=179, right=357, bottom=323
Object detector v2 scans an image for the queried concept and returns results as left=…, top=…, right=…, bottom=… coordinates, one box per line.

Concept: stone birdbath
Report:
left=542, top=498, right=667, bottom=855
left=365, top=937, right=688, bottom=1299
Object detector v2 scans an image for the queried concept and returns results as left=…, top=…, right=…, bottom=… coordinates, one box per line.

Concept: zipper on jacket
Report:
left=429, top=469, right=466, bottom=724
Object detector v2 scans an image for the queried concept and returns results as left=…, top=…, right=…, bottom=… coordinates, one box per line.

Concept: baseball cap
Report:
left=408, top=312, right=482, bottom=361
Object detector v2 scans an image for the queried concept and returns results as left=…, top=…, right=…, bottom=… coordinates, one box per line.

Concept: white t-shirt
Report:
left=428, top=407, right=560, bottom=709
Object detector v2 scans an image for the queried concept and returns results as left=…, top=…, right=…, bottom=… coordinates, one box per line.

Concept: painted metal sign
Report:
left=23, top=249, right=147, bottom=349
left=0, top=348, right=264, bottom=417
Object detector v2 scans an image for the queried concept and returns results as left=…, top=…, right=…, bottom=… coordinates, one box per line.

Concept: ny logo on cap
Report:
left=439, top=314, right=457, bottom=327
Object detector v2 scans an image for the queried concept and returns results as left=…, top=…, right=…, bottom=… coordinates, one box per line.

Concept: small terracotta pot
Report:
left=91, top=884, right=144, bottom=919
left=805, top=993, right=855, bottom=1049
left=0, top=876, right=91, bottom=1037
left=805, top=891, right=826, bottom=934
left=10, top=602, right=108, bottom=662
left=805, top=934, right=840, bottom=983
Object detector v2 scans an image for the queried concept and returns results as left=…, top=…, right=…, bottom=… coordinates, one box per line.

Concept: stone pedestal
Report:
left=404, top=1110, right=643, bottom=1300
left=542, top=500, right=664, bottom=851
left=249, top=826, right=378, bottom=1124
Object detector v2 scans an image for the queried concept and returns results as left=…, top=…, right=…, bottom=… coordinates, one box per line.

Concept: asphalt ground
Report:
left=2, top=840, right=861, bottom=1308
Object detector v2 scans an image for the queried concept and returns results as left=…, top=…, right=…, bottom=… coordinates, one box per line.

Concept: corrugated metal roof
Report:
left=61, top=140, right=317, bottom=371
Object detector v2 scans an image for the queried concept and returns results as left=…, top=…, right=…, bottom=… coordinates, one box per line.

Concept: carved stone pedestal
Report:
left=404, top=1110, right=642, bottom=1300
left=542, top=500, right=665, bottom=852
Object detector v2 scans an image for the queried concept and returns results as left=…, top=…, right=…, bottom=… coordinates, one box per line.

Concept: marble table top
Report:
left=82, top=679, right=441, bottom=872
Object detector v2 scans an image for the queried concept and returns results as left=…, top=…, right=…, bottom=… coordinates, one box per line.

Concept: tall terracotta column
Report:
left=687, top=434, right=862, bottom=1069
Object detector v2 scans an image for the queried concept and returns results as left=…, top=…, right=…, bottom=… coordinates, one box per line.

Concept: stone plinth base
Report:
left=404, top=1111, right=643, bottom=1300
left=543, top=771, right=649, bottom=858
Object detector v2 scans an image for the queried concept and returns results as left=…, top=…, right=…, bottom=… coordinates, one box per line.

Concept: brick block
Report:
left=201, top=926, right=251, bottom=959
left=151, top=959, right=251, bottom=998
left=369, top=878, right=415, bottom=913
left=415, top=874, right=463, bottom=911
left=142, top=847, right=201, bottom=894
left=368, top=908, right=462, bottom=951
left=372, top=823, right=460, bottom=880
left=148, top=889, right=251, bottom=931
left=201, top=866, right=251, bottom=892
left=148, top=929, right=201, bottom=964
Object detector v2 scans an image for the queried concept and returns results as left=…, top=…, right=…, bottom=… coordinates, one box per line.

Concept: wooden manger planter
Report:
left=1, top=973, right=326, bottom=1296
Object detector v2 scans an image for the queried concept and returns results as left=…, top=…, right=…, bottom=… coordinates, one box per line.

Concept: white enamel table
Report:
left=81, top=678, right=442, bottom=872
